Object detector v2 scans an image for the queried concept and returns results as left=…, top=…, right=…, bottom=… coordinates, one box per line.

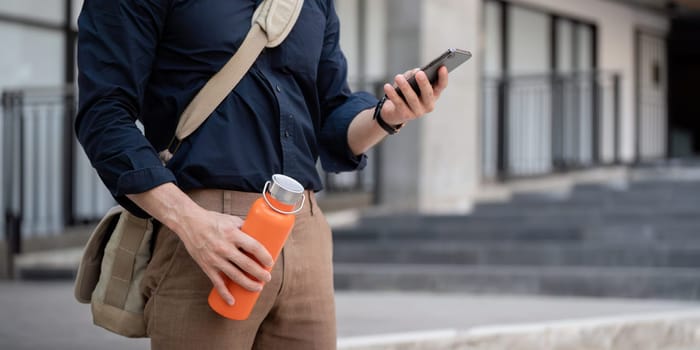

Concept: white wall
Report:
left=483, top=1, right=502, bottom=77
left=72, top=0, right=83, bottom=30
left=337, top=0, right=388, bottom=85
left=508, top=6, right=550, bottom=75
left=0, top=24, right=64, bottom=89
left=365, top=0, right=388, bottom=82
left=503, top=0, right=669, bottom=162
left=336, top=0, right=360, bottom=81
left=0, top=0, right=63, bottom=25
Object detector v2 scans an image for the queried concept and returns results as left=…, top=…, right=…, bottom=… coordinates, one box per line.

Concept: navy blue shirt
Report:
left=75, top=0, right=378, bottom=217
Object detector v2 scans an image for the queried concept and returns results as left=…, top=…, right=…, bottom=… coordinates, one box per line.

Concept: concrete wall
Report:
left=418, top=0, right=482, bottom=213
left=375, top=0, right=423, bottom=208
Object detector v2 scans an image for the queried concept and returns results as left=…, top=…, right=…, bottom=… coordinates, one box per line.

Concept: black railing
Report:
left=482, top=72, right=622, bottom=180
left=1, top=87, right=112, bottom=257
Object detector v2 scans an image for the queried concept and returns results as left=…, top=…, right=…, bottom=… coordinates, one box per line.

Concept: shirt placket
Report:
left=269, top=77, right=296, bottom=175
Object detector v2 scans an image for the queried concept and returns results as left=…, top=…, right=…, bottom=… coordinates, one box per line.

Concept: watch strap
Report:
left=373, top=96, right=404, bottom=135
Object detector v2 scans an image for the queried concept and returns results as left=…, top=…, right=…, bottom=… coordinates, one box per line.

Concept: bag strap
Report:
left=159, top=0, right=304, bottom=162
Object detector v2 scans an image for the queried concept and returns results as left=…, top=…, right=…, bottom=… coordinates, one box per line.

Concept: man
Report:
left=76, top=0, right=448, bottom=349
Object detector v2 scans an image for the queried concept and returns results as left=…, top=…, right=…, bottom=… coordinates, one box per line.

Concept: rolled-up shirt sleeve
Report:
left=75, top=0, right=175, bottom=217
left=316, top=0, right=379, bottom=173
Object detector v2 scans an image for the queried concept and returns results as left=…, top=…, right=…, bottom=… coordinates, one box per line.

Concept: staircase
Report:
left=332, top=178, right=700, bottom=299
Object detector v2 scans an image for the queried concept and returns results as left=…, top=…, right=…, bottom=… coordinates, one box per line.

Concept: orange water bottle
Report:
left=208, top=174, right=305, bottom=320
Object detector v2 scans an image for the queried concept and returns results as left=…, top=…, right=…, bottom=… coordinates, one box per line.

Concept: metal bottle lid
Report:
left=268, top=174, right=304, bottom=206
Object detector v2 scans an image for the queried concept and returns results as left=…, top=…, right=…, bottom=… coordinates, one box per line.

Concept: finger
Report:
left=228, top=248, right=272, bottom=283
left=434, top=66, right=449, bottom=97
left=207, top=269, right=235, bottom=306
left=382, top=84, right=408, bottom=125
left=415, top=71, right=435, bottom=109
left=396, top=74, right=423, bottom=115
left=219, top=258, right=265, bottom=292
left=384, top=83, right=403, bottom=107
left=384, top=83, right=405, bottom=111
left=236, top=234, right=274, bottom=268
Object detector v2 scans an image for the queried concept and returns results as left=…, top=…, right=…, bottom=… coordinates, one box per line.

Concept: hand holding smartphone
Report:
left=394, top=48, right=472, bottom=100
left=373, top=48, right=471, bottom=135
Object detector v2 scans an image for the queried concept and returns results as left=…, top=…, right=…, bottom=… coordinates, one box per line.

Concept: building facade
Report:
left=334, top=0, right=671, bottom=212
left=0, top=0, right=683, bottom=240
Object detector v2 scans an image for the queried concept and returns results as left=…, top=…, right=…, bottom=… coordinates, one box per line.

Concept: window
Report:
left=482, top=1, right=614, bottom=179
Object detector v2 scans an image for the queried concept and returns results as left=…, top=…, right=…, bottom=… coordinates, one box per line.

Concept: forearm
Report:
left=347, top=107, right=389, bottom=156
left=126, top=182, right=204, bottom=240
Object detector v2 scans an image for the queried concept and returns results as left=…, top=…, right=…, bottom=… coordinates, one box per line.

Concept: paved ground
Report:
left=1, top=281, right=698, bottom=350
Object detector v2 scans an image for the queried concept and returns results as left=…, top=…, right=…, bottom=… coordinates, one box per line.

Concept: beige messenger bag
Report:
left=73, top=0, right=304, bottom=338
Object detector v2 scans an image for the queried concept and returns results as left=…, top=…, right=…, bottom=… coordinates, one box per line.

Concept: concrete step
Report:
left=372, top=212, right=700, bottom=236
left=569, top=192, right=700, bottom=207
left=0, top=240, right=8, bottom=279
left=334, top=221, right=700, bottom=243
left=333, top=264, right=700, bottom=300
left=355, top=214, right=587, bottom=231
left=485, top=190, right=700, bottom=206
left=472, top=202, right=700, bottom=219
left=629, top=180, right=700, bottom=192
left=506, top=181, right=700, bottom=207
left=333, top=241, right=700, bottom=268
left=332, top=225, right=585, bottom=242
left=13, top=248, right=82, bottom=280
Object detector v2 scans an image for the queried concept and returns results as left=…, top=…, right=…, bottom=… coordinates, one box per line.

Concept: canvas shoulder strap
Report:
left=160, top=0, right=303, bottom=162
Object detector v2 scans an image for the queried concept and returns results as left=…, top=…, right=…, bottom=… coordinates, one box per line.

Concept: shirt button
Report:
left=284, top=130, right=290, bottom=138
left=288, top=114, right=293, bottom=119
left=276, top=85, right=282, bottom=92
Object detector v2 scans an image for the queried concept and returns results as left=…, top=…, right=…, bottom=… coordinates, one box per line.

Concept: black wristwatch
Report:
left=373, top=96, right=404, bottom=135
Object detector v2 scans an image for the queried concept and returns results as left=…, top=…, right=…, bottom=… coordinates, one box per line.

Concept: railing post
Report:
left=2, top=91, right=10, bottom=279
left=551, top=74, right=563, bottom=171
left=496, top=78, right=509, bottom=179
left=591, top=72, right=601, bottom=164
left=612, top=74, right=621, bottom=164
left=62, top=88, right=76, bottom=226
left=2, top=91, right=24, bottom=279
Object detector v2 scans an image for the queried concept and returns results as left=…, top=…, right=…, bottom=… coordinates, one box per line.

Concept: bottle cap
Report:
left=268, top=174, right=304, bottom=206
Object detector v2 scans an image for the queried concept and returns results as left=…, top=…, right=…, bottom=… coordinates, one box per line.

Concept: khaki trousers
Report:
left=140, top=189, right=336, bottom=350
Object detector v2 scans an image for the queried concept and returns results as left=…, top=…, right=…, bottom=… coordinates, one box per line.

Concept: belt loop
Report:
left=223, top=190, right=232, bottom=215
left=308, top=190, right=314, bottom=216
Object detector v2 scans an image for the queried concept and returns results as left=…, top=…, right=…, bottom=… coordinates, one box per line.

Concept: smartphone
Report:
left=395, top=48, right=472, bottom=100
